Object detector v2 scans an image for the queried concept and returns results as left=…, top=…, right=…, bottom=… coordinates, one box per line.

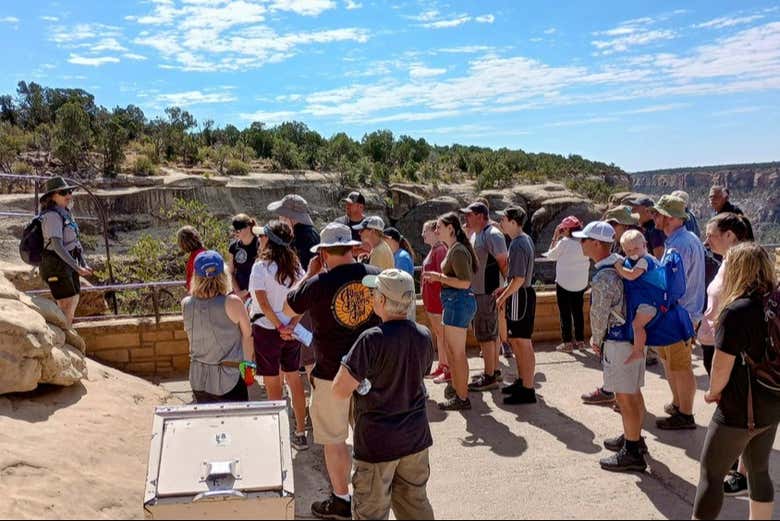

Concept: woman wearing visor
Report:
left=227, top=213, right=259, bottom=301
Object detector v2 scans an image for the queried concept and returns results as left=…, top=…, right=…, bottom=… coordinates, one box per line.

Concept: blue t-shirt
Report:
left=394, top=249, right=415, bottom=277
left=665, top=226, right=706, bottom=323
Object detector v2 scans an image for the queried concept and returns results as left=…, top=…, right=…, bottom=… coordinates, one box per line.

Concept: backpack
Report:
left=743, top=286, right=780, bottom=431
left=19, top=210, right=64, bottom=266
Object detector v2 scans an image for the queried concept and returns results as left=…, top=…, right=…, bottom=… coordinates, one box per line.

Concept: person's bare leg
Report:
left=632, top=313, right=653, bottom=352
left=283, top=371, right=308, bottom=434
left=265, top=375, right=283, bottom=401
left=481, top=341, right=497, bottom=375
left=444, top=326, right=469, bottom=400
left=510, top=338, right=535, bottom=389
left=324, top=443, right=351, bottom=496
left=660, top=356, right=680, bottom=409
left=57, top=295, right=80, bottom=329
left=427, top=313, right=447, bottom=367
left=749, top=501, right=774, bottom=520
left=617, top=392, right=645, bottom=441
left=671, top=368, right=696, bottom=416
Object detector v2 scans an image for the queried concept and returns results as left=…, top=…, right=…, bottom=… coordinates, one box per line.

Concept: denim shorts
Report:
left=441, top=288, right=477, bottom=329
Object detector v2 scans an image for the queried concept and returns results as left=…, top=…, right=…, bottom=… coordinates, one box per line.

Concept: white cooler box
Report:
left=143, top=401, right=295, bottom=520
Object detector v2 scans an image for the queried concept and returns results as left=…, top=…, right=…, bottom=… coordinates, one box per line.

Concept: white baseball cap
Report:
left=572, top=221, right=616, bottom=244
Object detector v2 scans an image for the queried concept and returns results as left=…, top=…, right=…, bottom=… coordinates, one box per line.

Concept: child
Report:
left=613, top=230, right=659, bottom=363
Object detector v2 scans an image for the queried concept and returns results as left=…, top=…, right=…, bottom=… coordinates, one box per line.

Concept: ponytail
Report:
left=710, top=213, right=754, bottom=243
left=399, top=237, right=416, bottom=264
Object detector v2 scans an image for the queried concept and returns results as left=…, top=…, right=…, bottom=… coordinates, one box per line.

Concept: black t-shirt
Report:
left=287, top=263, right=381, bottom=380
left=343, top=320, right=434, bottom=463
left=293, top=223, right=320, bottom=273
left=229, top=236, right=259, bottom=291
left=714, top=296, right=780, bottom=429
left=334, top=215, right=364, bottom=242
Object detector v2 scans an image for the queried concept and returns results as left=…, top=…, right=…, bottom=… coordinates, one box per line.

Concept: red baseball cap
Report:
left=559, top=216, right=583, bottom=230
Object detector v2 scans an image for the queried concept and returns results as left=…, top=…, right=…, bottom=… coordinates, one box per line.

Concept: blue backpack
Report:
left=624, top=251, right=695, bottom=346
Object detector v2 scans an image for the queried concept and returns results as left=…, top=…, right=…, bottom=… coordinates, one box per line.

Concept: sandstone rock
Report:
left=395, top=196, right=462, bottom=256
left=40, top=345, right=88, bottom=387
left=31, top=296, right=69, bottom=330
left=0, top=357, right=41, bottom=395
left=0, top=275, right=20, bottom=300
left=65, top=328, right=87, bottom=354
left=388, top=187, right=425, bottom=221
left=48, top=325, right=67, bottom=350
left=0, top=299, right=53, bottom=358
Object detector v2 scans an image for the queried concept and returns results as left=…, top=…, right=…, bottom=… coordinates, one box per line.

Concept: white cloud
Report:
left=712, top=106, right=765, bottom=116
left=270, top=0, right=337, bottom=16
left=695, top=15, right=764, bottom=29
left=616, top=103, right=690, bottom=115
left=545, top=116, right=619, bottom=128
left=156, top=89, right=238, bottom=106
left=544, top=27, right=557, bottom=35
left=41, top=16, right=59, bottom=22
left=89, top=38, right=129, bottom=53
left=413, top=9, right=493, bottom=29
left=345, top=0, right=362, bottom=10
left=0, top=17, right=20, bottom=24
left=437, top=45, right=494, bottom=54
left=475, top=14, right=495, bottom=24
left=123, top=53, right=149, bottom=61
left=239, top=110, right=298, bottom=123
left=409, top=64, right=447, bottom=79
left=592, top=29, right=676, bottom=54
left=423, top=17, right=471, bottom=29
left=67, top=54, right=121, bottom=67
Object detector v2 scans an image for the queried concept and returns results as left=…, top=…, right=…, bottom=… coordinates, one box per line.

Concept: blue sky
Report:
left=1, top=0, right=779, bottom=172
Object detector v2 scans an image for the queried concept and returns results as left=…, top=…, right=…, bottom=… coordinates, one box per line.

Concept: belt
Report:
left=220, top=361, right=241, bottom=368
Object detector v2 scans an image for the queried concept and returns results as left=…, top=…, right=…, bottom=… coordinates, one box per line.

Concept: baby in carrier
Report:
left=613, top=230, right=664, bottom=360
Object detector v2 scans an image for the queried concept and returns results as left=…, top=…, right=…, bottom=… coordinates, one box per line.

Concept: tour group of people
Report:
left=37, top=174, right=778, bottom=520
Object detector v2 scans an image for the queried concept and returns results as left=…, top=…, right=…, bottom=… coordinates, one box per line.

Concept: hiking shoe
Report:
left=468, top=373, right=499, bottom=392
left=503, top=388, right=537, bottom=405
left=494, top=370, right=503, bottom=383
left=292, top=433, right=309, bottom=452
left=426, top=364, right=447, bottom=380
left=444, top=383, right=457, bottom=400
left=604, top=434, right=648, bottom=454
left=581, top=387, right=616, bottom=405
left=556, top=343, right=575, bottom=353
left=433, top=370, right=452, bottom=384
left=656, top=413, right=697, bottom=430
left=438, top=397, right=472, bottom=411
left=600, top=447, right=647, bottom=473
left=501, top=379, right=524, bottom=395
left=664, top=403, right=680, bottom=416
left=502, top=342, right=514, bottom=359
left=724, top=471, right=749, bottom=497
left=646, top=349, right=659, bottom=367
left=311, top=495, right=351, bottom=520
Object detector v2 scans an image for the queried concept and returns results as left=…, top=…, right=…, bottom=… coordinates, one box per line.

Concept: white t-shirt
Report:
left=248, top=260, right=303, bottom=330
left=543, top=237, right=591, bottom=292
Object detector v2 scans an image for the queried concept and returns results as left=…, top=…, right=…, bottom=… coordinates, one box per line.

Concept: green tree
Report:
left=244, top=122, right=274, bottom=159
left=271, top=137, right=302, bottom=170
left=325, top=132, right=361, bottom=168
left=0, top=121, right=30, bottom=172
left=53, top=102, right=91, bottom=173
left=362, top=130, right=394, bottom=164
left=94, top=109, right=128, bottom=176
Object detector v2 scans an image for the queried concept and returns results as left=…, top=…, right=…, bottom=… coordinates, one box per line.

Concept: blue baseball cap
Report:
left=194, top=250, right=225, bottom=278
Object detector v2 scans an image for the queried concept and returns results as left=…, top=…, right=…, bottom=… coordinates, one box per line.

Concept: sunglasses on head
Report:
left=57, top=189, right=74, bottom=197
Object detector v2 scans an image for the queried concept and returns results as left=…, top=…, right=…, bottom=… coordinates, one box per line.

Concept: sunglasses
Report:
left=57, top=189, right=74, bottom=197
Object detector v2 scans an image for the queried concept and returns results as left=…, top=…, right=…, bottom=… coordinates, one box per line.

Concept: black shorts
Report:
left=40, top=250, right=81, bottom=301
left=506, top=286, right=536, bottom=340
left=253, top=324, right=303, bottom=376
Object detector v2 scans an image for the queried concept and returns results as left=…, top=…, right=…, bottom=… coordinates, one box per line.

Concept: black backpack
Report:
left=19, top=210, right=63, bottom=266
left=743, top=287, right=780, bottom=431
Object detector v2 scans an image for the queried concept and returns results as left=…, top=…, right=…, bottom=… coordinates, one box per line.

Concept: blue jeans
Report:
left=441, top=288, right=477, bottom=328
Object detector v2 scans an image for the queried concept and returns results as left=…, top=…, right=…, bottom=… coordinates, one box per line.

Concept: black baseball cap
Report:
left=343, top=192, right=366, bottom=205
left=626, top=196, right=655, bottom=208
left=383, top=227, right=403, bottom=242
left=459, top=202, right=489, bottom=216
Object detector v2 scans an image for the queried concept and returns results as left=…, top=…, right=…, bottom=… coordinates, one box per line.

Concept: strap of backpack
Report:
left=743, top=352, right=756, bottom=433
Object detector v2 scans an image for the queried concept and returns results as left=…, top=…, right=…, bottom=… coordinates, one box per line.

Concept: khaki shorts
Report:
left=603, top=341, right=646, bottom=395
left=653, top=339, right=694, bottom=372
left=310, top=377, right=351, bottom=445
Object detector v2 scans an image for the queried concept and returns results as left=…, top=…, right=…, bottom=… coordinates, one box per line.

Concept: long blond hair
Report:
left=718, top=242, right=777, bottom=317
left=191, top=272, right=229, bottom=300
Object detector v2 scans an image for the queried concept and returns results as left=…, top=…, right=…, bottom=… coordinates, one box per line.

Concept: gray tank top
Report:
left=182, top=295, right=243, bottom=397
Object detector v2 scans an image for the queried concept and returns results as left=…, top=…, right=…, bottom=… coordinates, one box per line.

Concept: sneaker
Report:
left=556, top=343, right=574, bottom=353
left=503, top=387, right=537, bottom=405
left=600, top=447, right=647, bottom=473
left=656, top=413, right=697, bottom=430
left=426, top=364, right=447, bottom=380
left=292, top=433, right=309, bottom=451
left=438, top=396, right=472, bottom=411
left=724, top=471, right=749, bottom=497
left=311, top=495, right=351, bottom=520
left=575, top=341, right=587, bottom=351
left=502, top=342, right=514, bottom=359
left=444, top=383, right=457, bottom=400
left=646, top=349, right=659, bottom=367
left=664, top=403, right=680, bottom=416
left=581, top=387, right=616, bottom=405
left=433, top=370, right=452, bottom=384
left=494, top=370, right=503, bottom=383
left=501, top=379, right=524, bottom=395
left=604, top=434, right=648, bottom=454
left=468, top=373, right=499, bottom=392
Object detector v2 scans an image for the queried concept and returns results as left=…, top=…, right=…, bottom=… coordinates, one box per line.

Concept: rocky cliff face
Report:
left=631, top=162, right=780, bottom=241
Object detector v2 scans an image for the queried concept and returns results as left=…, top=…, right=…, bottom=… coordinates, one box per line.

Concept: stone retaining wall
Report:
left=76, top=291, right=591, bottom=378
